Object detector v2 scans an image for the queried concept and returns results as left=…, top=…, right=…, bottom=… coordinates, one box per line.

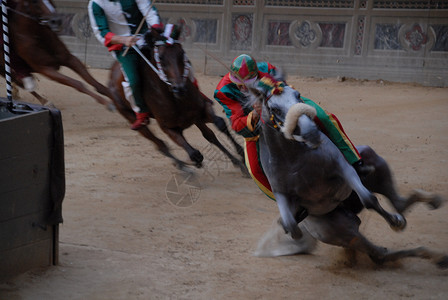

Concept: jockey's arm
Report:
left=135, top=0, right=162, bottom=29
left=109, top=35, right=140, bottom=47
left=214, top=79, right=260, bottom=139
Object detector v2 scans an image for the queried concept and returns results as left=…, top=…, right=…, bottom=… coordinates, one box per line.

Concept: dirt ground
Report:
left=0, top=68, right=447, bottom=300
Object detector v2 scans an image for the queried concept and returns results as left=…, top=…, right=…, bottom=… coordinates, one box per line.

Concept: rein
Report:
left=132, top=45, right=170, bottom=86
left=5, top=4, right=53, bottom=26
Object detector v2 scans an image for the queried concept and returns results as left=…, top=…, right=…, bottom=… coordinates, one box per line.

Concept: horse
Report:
left=0, top=0, right=115, bottom=109
left=108, top=25, right=248, bottom=175
left=246, top=78, right=447, bottom=268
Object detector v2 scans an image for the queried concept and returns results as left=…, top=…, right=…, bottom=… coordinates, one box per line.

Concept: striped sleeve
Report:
left=214, top=75, right=260, bottom=138
left=88, top=1, right=123, bottom=51
left=135, top=0, right=161, bottom=27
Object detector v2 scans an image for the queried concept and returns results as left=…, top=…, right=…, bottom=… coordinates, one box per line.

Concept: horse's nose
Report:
left=171, top=84, right=187, bottom=98
left=47, top=17, right=63, bottom=32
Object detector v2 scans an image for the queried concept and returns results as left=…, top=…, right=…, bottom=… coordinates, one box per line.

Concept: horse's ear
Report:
left=144, top=29, right=160, bottom=48
left=274, top=67, right=287, bottom=82
left=170, top=24, right=182, bottom=41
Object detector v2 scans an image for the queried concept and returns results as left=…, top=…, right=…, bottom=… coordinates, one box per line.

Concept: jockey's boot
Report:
left=352, top=159, right=375, bottom=177
left=131, top=112, right=150, bottom=130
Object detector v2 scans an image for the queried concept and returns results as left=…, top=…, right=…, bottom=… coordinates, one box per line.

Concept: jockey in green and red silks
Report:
left=88, top=0, right=163, bottom=130
left=214, top=54, right=363, bottom=200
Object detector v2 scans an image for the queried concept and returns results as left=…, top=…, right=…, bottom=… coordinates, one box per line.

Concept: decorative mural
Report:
left=72, top=13, right=92, bottom=40
left=293, top=21, right=318, bottom=47
left=355, top=16, right=366, bottom=55
left=404, top=24, right=429, bottom=51
left=233, top=0, right=255, bottom=5
left=51, top=0, right=448, bottom=86
left=265, top=0, right=353, bottom=8
left=432, top=25, right=448, bottom=52
left=231, top=14, right=253, bottom=50
left=267, top=22, right=292, bottom=46
left=193, top=19, right=217, bottom=44
left=374, top=24, right=403, bottom=50
left=373, top=22, right=446, bottom=52
left=158, top=0, right=222, bottom=4
left=319, top=23, right=345, bottom=48
left=373, top=0, right=448, bottom=9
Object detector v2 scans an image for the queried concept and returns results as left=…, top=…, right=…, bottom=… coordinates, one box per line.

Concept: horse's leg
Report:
left=63, top=55, right=118, bottom=105
left=358, top=145, right=444, bottom=213
left=30, top=91, right=55, bottom=107
left=160, top=127, right=204, bottom=168
left=339, top=154, right=407, bottom=231
left=254, top=217, right=317, bottom=257
left=303, top=208, right=448, bottom=268
left=205, top=103, right=245, bottom=159
left=274, top=192, right=304, bottom=240
left=109, top=96, right=189, bottom=171
left=37, top=67, right=114, bottom=109
left=10, top=76, right=53, bottom=107
left=195, top=122, right=249, bottom=176
left=137, top=126, right=189, bottom=171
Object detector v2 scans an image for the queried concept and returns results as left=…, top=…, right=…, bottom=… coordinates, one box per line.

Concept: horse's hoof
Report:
left=44, top=101, right=56, bottom=108
left=190, top=150, right=204, bottom=168
left=290, top=229, right=303, bottom=240
left=428, top=195, right=444, bottom=210
left=233, top=160, right=250, bottom=177
left=436, top=256, right=448, bottom=269
left=173, top=161, right=195, bottom=174
left=369, top=254, right=386, bottom=265
left=107, top=103, right=117, bottom=112
left=390, top=213, right=407, bottom=231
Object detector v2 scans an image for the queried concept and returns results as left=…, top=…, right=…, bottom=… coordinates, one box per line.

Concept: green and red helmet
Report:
left=229, top=54, right=259, bottom=85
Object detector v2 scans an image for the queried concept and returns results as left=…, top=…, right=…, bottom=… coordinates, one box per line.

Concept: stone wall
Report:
left=55, top=0, right=448, bottom=86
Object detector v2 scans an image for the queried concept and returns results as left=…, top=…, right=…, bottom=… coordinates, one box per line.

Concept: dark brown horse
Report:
left=0, top=0, right=115, bottom=109
left=108, top=26, right=247, bottom=174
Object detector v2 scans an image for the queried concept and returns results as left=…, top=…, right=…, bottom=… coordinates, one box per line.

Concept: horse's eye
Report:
left=271, top=107, right=282, bottom=116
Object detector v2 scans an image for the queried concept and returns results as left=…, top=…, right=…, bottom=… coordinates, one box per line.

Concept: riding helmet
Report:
left=229, top=54, right=259, bottom=85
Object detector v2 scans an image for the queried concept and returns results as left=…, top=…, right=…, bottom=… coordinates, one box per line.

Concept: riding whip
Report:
left=122, top=0, right=156, bottom=57
left=1, top=0, right=12, bottom=104
left=195, top=44, right=247, bottom=86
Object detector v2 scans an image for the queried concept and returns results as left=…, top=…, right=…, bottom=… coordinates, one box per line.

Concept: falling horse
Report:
left=247, top=78, right=447, bottom=268
left=0, top=0, right=115, bottom=109
left=108, top=26, right=247, bottom=174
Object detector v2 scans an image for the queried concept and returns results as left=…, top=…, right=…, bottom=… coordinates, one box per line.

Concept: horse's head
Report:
left=143, top=23, right=192, bottom=98
left=9, top=0, right=61, bottom=31
left=246, top=74, right=320, bottom=148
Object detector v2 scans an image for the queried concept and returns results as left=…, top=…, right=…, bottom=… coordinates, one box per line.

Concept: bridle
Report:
left=6, top=0, right=56, bottom=26
left=133, top=39, right=192, bottom=89
left=259, top=94, right=284, bottom=131
left=249, top=76, right=289, bottom=130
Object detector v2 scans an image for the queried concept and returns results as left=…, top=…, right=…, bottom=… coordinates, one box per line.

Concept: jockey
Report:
left=214, top=54, right=373, bottom=200
left=88, top=0, right=163, bottom=130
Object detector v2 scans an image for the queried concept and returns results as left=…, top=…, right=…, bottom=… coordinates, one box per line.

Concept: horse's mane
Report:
left=243, top=67, right=286, bottom=110
left=143, top=24, right=182, bottom=47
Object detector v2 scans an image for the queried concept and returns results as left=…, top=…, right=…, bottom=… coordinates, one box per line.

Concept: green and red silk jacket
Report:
left=214, top=62, right=277, bottom=140
left=88, top=0, right=161, bottom=52
left=214, top=62, right=361, bottom=164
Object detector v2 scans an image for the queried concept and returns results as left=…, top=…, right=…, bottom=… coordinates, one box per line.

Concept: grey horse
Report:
left=246, top=79, right=447, bottom=268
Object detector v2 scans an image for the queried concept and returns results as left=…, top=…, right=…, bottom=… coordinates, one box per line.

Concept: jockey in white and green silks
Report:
left=88, top=0, right=163, bottom=130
